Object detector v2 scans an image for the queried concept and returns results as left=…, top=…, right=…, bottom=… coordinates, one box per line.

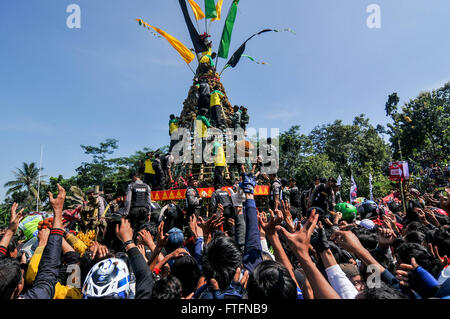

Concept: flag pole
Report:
left=187, top=63, right=196, bottom=75
left=36, top=145, right=43, bottom=212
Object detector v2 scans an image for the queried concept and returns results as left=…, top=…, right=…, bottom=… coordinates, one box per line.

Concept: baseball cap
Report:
left=167, top=227, right=184, bottom=251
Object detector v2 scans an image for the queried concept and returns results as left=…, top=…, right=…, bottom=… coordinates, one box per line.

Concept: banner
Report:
left=218, top=0, right=240, bottom=59
left=350, top=175, right=358, bottom=203
left=151, top=185, right=270, bottom=201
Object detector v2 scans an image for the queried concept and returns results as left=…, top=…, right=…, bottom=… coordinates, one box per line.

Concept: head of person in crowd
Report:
left=339, top=263, right=366, bottom=292
left=395, top=242, right=444, bottom=278
left=289, top=178, right=297, bottom=188
left=170, top=114, right=175, bottom=120
left=356, top=281, right=408, bottom=299
left=146, top=151, right=153, bottom=159
left=152, top=275, right=183, bottom=300
left=314, top=176, right=320, bottom=186
left=130, top=171, right=142, bottom=182
left=188, top=176, right=198, bottom=188
left=85, top=189, right=96, bottom=202
left=233, top=105, right=239, bottom=112
left=247, top=260, right=298, bottom=299
left=170, top=255, right=201, bottom=298
left=202, top=234, right=242, bottom=293
left=166, top=227, right=185, bottom=254
left=0, top=258, right=23, bottom=299
left=328, top=177, right=337, bottom=188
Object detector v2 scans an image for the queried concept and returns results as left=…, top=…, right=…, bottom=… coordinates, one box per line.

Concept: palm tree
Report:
left=4, top=162, right=46, bottom=208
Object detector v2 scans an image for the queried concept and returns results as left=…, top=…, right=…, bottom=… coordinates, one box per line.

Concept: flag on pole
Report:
left=205, top=0, right=218, bottom=19
left=350, top=175, right=358, bottom=203
left=179, top=0, right=209, bottom=53
left=211, top=0, right=224, bottom=21
left=187, top=0, right=205, bottom=20
left=218, top=0, right=240, bottom=59
left=137, top=19, right=195, bottom=65
left=369, top=174, right=374, bottom=201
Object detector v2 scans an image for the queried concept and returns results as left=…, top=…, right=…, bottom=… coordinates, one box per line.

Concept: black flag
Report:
left=226, top=29, right=273, bottom=68
left=179, top=0, right=208, bottom=53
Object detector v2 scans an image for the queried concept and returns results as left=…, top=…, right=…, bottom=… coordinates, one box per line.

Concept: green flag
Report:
left=218, top=0, right=240, bottom=59
left=205, top=0, right=217, bottom=19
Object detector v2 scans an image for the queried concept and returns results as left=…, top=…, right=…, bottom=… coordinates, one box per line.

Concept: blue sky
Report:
left=1, top=0, right=449, bottom=200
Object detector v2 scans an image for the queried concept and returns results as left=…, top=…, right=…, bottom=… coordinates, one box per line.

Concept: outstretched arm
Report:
left=0, top=203, right=24, bottom=258
left=277, top=210, right=341, bottom=299
left=20, top=184, right=66, bottom=299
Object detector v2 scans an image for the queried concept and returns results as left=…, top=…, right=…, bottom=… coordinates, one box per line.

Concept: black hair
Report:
left=170, top=114, right=175, bottom=120
left=202, top=235, right=242, bottom=291
left=170, top=255, right=201, bottom=298
left=0, top=258, right=22, bottom=299
left=426, top=228, right=450, bottom=257
left=350, top=227, right=378, bottom=250
left=358, top=281, right=409, bottom=299
left=395, top=242, right=444, bottom=278
left=152, top=275, right=183, bottom=299
left=247, top=260, right=298, bottom=299
left=369, top=248, right=396, bottom=274
left=404, top=221, right=428, bottom=235
left=404, top=231, right=426, bottom=244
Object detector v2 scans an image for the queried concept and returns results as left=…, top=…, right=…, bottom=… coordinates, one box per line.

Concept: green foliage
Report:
left=386, top=82, right=450, bottom=166
left=279, top=115, right=392, bottom=201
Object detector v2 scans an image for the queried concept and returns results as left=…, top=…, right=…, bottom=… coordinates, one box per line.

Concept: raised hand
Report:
left=377, top=226, right=397, bottom=247
left=138, top=229, right=155, bottom=249
left=395, top=257, right=419, bottom=287
left=330, top=230, right=365, bottom=254
left=115, top=218, right=133, bottom=244
left=8, top=202, right=24, bottom=233
left=89, top=241, right=109, bottom=260
left=48, top=184, right=66, bottom=213
left=48, top=184, right=66, bottom=229
left=258, top=209, right=283, bottom=237
left=276, top=208, right=319, bottom=259
left=156, top=221, right=169, bottom=248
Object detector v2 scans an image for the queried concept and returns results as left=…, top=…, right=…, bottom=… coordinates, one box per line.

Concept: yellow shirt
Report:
left=25, top=246, right=82, bottom=299
left=196, top=119, right=208, bottom=138
left=169, top=122, right=179, bottom=135
left=210, top=90, right=224, bottom=107
left=145, top=159, right=155, bottom=174
left=213, top=142, right=226, bottom=167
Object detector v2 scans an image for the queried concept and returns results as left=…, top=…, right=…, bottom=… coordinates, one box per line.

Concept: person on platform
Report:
left=168, top=115, right=179, bottom=153
left=144, top=152, right=156, bottom=190
left=211, top=135, right=227, bottom=190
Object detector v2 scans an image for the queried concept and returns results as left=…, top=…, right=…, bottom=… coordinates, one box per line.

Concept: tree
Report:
left=3, top=162, right=46, bottom=210
left=385, top=82, right=450, bottom=166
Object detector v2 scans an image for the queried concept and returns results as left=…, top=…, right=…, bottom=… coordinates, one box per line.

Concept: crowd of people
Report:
left=1, top=161, right=449, bottom=300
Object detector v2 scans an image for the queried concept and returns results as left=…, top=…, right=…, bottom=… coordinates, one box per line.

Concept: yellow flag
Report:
left=137, top=19, right=195, bottom=65
left=211, top=0, right=224, bottom=21
left=187, top=0, right=205, bottom=20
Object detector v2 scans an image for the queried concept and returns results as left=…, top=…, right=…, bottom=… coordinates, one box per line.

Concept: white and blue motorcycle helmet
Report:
left=82, top=257, right=134, bottom=299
